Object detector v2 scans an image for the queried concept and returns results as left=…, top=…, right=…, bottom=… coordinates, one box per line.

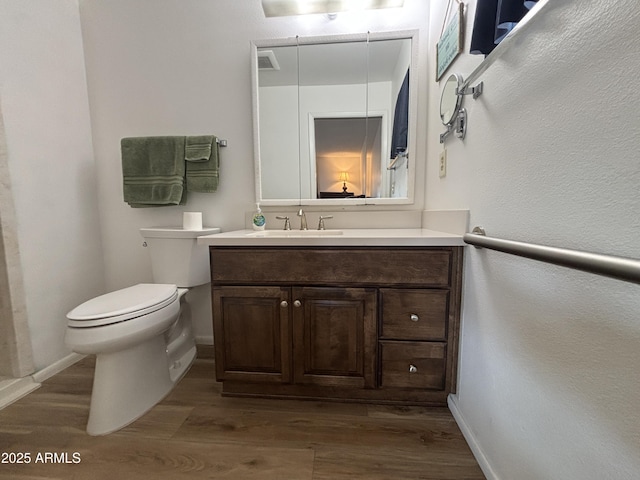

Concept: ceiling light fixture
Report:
left=261, top=0, right=405, bottom=18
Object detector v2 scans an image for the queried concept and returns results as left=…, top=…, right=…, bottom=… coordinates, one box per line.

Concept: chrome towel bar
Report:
left=464, top=226, right=640, bottom=285
left=387, top=151, right=408, bottom=170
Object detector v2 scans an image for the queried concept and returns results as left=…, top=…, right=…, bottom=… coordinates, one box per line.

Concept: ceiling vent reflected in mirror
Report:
left=258, top=50, right=280, bottom=71
left=261, top=0, right=404, bottom=18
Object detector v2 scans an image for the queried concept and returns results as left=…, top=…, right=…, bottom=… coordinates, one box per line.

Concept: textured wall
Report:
left=427, top=1, right=640, bottom=478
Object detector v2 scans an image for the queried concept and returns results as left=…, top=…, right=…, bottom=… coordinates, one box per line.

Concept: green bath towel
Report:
left=185, top=135, right=219, bottom=193
left=121, top=136, right=186, bottom=207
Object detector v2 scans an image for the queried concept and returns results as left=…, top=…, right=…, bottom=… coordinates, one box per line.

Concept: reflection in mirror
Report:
left=314, top=116, right=382, bottom=198
left=298, top=40, right=368, bottom=200
left=253, top=31, right=417, bottom=206
left=440, top=73, right=462, bottom=125
left=439, top=73, right=467, bottom=143
left=256, top=44, right=300, bottom=201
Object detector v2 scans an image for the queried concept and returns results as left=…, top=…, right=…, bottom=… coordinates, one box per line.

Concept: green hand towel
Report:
left=121, top=136, right=186, bottom=207
left=185, top=135, right=214, bottom=162
left=185, top=135, right=219, bottom=193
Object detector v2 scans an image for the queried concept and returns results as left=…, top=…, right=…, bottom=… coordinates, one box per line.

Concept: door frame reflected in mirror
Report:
left=309, top=110, right=389, bottom=200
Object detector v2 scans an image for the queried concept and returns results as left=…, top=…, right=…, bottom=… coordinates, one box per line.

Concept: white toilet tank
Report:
left=140, top=227, right=220, bottom=287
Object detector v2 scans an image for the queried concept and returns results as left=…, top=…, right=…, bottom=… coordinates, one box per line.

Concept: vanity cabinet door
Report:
left=212, top=286, right=291, bottom=384
left=292, top=287, right=377, bottom=388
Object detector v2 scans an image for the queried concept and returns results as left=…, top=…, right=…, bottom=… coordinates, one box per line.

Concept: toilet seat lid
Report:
left=67, top=283, right=178, bottom=327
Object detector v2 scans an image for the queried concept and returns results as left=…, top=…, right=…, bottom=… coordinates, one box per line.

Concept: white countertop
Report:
left=197, top=228, right=466, bottom=247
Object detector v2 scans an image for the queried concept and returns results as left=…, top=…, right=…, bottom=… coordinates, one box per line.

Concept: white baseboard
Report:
left=0, top=377, right=40, bottom=410
left=448, top=394, right=498, bottom=480
left=1, top=352, right=87, bottom=410
left=31, top=352, right=85, bottom=383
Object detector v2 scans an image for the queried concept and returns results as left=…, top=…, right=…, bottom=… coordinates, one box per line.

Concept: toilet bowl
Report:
left=65, top=227, right=219, bottom=435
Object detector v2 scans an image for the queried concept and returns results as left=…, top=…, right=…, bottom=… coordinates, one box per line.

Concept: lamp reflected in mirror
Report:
left=339, top=172, right=349, bottom=193
left=317, top=158, right=357, bottom=198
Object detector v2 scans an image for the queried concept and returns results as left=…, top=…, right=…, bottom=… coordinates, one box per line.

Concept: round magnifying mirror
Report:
left=440, top=73, right=463, bottom=126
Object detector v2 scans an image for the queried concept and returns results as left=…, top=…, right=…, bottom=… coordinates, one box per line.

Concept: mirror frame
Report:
left=440, top=73, right=462, bottom=126
left=251, top=30, right=419, bottom=207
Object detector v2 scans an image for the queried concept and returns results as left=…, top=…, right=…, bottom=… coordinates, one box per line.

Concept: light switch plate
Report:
left=439, top=149, right=447, bottom=178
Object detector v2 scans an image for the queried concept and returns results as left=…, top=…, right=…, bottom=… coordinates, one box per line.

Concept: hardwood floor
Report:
left=0, top=347, right=485, bottom=479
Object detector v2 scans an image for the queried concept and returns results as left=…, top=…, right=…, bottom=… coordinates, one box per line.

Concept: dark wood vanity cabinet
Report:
left=213, top=285, right=376, bottom=388
left=209, top=246, right=463, bottom=406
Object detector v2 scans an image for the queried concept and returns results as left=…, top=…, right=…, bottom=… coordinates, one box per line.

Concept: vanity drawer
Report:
left=210, top=247, right=453, bottom=287
left=380, top=289, right=448, bottom=341
left=379, top=341, right=446, bottom=390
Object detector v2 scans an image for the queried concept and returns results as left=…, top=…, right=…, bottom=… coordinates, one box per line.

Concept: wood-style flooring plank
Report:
left=312, top=445, right=485, bottom=480
left=0, top=353, right=484, bottom=479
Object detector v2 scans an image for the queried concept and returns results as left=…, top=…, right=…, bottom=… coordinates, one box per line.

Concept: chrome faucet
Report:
left=297, top=208, right=307, bottom=230
left=275, top=215, right=291, bottom=230
left=317, top=215, right=333, bottom=230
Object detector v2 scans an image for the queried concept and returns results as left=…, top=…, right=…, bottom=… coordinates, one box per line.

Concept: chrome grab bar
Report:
left=464, top=226, right=640, bottom=285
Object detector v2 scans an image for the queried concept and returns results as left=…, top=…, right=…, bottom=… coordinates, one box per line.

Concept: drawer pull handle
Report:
left=293, top=300, right=302, bottom=308
left=409, top=364, right=418, bottom=373
left=410, top=314, right=419, bottom=322
left=280, top=301, right=288, bottom=308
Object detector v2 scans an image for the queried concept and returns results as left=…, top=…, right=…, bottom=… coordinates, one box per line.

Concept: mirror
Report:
left=440, top=73, right=462, bottom=125
left=439, top=73, right=467, bottom=143
left=252, top=31, right=418, bottom=206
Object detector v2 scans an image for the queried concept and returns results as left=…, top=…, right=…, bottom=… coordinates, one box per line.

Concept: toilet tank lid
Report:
left=140, top=227, right=220, bottom=239
left=67, top=283, right=178, bottom=321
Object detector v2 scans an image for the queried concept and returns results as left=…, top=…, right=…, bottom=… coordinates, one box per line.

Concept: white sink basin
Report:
left=246, top=229, right=343, bottom=237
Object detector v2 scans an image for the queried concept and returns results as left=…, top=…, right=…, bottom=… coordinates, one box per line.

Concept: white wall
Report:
left=427, top=1, right=640, bottom=479
left=0, top=0, right=105, bottom=371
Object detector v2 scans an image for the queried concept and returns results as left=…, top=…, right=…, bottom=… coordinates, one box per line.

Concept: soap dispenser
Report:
left=252, top=203, right=266, bottom=231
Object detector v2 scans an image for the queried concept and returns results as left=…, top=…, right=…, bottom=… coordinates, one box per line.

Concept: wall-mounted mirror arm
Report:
left=439, top=124, right=453, bottom=144
left=456, top=81, right=483, bottom=99
left=439, top=108, right=466, bottom=144
left=455, top=108, right=466, bottom=140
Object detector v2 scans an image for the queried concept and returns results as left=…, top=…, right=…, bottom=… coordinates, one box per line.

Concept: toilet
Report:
left=65, top=227, right=219, bottom=435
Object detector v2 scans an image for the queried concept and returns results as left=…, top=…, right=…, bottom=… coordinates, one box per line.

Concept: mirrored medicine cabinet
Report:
left=251, top=30, right=418, bottom=206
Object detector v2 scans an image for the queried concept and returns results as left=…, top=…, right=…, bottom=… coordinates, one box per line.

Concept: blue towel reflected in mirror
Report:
left=390, top=70, right=409, bottom=159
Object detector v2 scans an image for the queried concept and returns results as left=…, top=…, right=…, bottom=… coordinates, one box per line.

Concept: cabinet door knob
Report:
left=410, top=314, right=419, bottom=322
left=409, top=364, right=418, bottom=373
left=280, top=300, right=288, bottom=308
left=293, top=300, right=302, bottom=308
